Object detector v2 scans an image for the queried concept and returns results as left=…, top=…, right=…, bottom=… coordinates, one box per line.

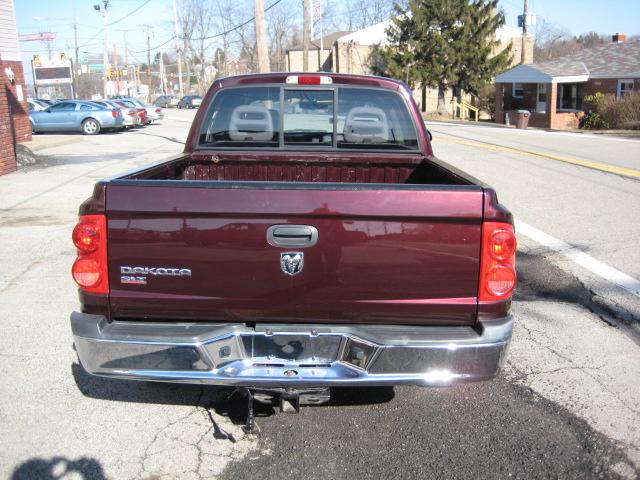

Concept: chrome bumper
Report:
left=71, top=313, right=513, bottom=387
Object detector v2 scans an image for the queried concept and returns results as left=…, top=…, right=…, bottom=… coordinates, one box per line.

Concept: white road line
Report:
left=164, top=116, right=192, bottom=123
left=515, top=220, right=640, bottom=298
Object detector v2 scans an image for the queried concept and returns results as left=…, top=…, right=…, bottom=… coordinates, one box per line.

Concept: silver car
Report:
left=30, top=100, right=124, bottom=135
left=93, top=100, right=141, bottom=128
left=113, top=97, right=164, bottom=124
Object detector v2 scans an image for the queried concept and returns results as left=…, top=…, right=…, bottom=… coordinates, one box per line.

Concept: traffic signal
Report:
left=106, top=65, right=112, bottom=79
left=60, top=52, right=66, bottom=61
left=33, top=54, right=40, bottom=67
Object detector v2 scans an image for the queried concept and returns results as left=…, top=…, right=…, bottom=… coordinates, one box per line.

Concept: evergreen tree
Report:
left=373, top=0, right=512, bottom=114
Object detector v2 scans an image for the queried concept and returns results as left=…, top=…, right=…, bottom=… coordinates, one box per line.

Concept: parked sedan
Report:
left=29, top=100, right=124, bottom=135
left=114, top=97, right=163, bottom=123
left=92, top=100, right=141, bottom=128
left=154, top=95, right=178, bottom=108
left=177, top=95, right=202, bottom=109
left=113, top=99, right=149, bottom=125
left=27, top=99, right=48, bottom=111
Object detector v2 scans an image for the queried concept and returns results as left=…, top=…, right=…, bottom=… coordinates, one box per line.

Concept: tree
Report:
left=374, top=0, right=511, bottom=114
left=534, top=20, right=607, bottom=62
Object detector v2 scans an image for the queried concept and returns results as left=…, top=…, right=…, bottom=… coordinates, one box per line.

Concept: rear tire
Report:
left=82, top=118, right=101, bottom=135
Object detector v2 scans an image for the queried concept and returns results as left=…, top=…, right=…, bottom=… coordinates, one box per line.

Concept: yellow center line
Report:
left=433, top=135, right=640, bottom=179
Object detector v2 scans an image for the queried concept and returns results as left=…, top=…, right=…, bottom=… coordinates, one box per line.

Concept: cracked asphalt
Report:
left=1, top=111, right=639, bottom=479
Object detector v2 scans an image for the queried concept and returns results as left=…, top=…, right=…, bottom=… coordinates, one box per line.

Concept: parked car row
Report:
left=153, top=95, right=202, bottom=109
left=28, top=97, right=164, bottom=135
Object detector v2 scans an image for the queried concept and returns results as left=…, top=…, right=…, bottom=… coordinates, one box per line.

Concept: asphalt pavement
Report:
left=0, top=111, right=638, bottom=480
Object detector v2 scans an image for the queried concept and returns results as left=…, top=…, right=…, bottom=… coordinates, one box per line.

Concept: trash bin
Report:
left=515, top=109, right=530, bottom=129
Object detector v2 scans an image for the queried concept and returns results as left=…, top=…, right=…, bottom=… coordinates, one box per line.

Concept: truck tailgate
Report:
left=106, top=183, right=483, bottom=325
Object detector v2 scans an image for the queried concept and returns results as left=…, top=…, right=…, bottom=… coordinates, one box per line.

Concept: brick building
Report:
left=1, top=0, right=31, bottom=176
left=495, top=34, right=640, bottom=129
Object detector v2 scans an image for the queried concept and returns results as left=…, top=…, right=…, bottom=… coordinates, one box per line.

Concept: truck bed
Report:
left=117, top=152, right=475, bottom=186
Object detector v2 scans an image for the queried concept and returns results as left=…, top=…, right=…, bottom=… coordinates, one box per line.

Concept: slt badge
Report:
left=280, top=252, right=304, bottom=276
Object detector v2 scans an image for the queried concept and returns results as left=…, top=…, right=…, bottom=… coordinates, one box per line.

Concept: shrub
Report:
left=583, top=91, right=640, bottom=129
left=582, top=112, right=609, bottom=129
left=477, top=84, right=496, bottom=119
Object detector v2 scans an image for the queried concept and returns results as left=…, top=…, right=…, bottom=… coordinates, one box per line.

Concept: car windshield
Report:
left=198, top=86, right=419, bottom=150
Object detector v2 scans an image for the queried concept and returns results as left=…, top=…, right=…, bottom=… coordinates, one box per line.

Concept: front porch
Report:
left=494, top=65, right=589, bottom=129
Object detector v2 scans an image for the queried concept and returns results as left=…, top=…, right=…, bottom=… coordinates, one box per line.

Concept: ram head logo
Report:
left=280, top=252, right=304, bottom=276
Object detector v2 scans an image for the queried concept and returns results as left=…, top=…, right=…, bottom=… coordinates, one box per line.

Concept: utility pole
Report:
left=159, top=47, right=166, bottom=95
left=99, top=0, right=110, bottom=98
left=521, top=0, right=528, bottom=64
left=254, top=0, right=270, bottom=73
left=113, top=43, right=120, bottom=95
left=302, top=0, right=310, bottom=71
left=73, top=8, right=79, bottom=99
left=144, top=25, right=152, bottom=91
left=73, top=11, right=79, bottom=65
left=172, top=0, right=184, bottom=97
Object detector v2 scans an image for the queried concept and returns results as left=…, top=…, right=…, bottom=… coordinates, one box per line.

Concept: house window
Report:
left=557, top=83, right=584, bottom=110
left=617, top=79, right=634, bottom=98
left=512, top=83, right=524, bottom=98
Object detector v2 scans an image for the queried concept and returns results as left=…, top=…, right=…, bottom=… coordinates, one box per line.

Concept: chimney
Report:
left=612, top=33, right=626, bottom=43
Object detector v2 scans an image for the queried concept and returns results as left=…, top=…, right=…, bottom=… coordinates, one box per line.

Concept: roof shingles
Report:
left=532, top=41, right=640, bottom=78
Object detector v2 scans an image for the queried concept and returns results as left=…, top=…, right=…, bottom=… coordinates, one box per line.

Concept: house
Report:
left=286, top=20, right=533, bottom=114
left=494, top=34, right=640, bottom=129
left=0, top=0, right=31, bottom=176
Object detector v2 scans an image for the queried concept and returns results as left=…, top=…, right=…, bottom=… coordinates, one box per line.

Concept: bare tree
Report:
left=211, top=0, right=242, bottom=78
left=179, top=0, right=216, bottom=95
left=343, top=0, right=395, bottom=31
left=534, top=19, right=608, bottom=62
left=267, top=0, right=297, bottom=71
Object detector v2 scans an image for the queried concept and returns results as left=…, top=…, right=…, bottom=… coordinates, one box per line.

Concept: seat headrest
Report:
left=343, top=106, right=390, bottom=143
left=229, top=105, right=273, bottom=141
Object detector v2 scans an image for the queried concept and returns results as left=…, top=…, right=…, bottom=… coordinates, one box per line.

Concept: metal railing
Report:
left=452, top=99, right=479, bottom=122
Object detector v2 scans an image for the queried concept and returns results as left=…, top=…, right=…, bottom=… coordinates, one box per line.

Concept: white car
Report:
left=27, top=99, right=48, bottom=111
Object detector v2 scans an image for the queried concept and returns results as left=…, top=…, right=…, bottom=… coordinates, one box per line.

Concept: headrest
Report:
left=343, top=106, right=390, bottom=143
left=229, top=105, right=273, bottom=141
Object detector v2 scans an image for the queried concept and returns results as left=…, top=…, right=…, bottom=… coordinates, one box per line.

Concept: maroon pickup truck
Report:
left=70, top=73, right=516, bottom=416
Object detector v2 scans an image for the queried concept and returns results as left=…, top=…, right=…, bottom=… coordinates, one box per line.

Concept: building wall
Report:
left=287, top=49, right=332, bottom=72
left=0, top=0, right=20, bottom=60
left=0, top=0, right=31, bottom=176
left=494, top=35, right=534, bottom=67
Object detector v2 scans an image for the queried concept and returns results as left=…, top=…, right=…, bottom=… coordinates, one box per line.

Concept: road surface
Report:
left=0, top=111, right=638, bottom=479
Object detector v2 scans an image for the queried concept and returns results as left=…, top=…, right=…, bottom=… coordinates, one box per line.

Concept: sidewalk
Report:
left=23, top=134, right=84, bottom=152
left=424, top=115, right=640, bottom=139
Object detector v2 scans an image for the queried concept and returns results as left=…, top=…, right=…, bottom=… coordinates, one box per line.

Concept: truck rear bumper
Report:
left=71, top=312, right=513, bottom=387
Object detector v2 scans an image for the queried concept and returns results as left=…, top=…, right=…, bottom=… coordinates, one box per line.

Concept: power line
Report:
left=185, top=0, right=284, bottom=42
left=129, top=35, right=175, bottom=54
left=108, top=0, right=152, bottom=26
left=78, top=0, right=151, bottom=48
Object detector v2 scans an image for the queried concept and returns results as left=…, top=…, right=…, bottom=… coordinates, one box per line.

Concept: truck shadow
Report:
left=11, top=456, right=106, bottom=480
left=71, top=362, right=395, bottom=421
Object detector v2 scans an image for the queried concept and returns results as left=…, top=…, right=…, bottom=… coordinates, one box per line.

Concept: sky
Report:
left=13, top=0, right=640, bottom=84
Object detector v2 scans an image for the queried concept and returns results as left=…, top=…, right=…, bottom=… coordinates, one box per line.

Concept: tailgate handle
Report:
left=267, top=225, right=318, bottom=248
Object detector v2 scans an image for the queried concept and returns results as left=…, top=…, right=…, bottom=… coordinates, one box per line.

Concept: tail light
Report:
left=72, top=215, right=109, bottom=294
left=478, top=222, right=516, bottom=301
left=155, top=108, right=161, bottom=113
left=111, top=110, right=118, bottom=118
left=127, top=109, right=136, bottom=116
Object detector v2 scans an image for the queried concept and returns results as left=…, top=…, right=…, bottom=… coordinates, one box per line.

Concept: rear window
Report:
left=198, top=85, right=419, bottom=150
